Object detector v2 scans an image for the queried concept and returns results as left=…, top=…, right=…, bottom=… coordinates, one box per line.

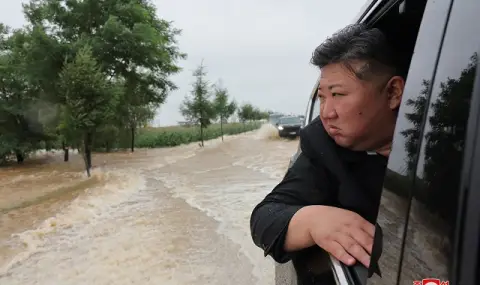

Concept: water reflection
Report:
left=401, top=79, right=431, bottom=176
left=399, top=53, right=478, bottom=282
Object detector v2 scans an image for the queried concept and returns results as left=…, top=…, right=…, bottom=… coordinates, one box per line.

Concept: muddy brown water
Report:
left=0, top=125, right=298, bottom=285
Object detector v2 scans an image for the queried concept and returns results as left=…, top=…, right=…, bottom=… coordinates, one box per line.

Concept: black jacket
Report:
left=250, top=117, right=388, bottom=267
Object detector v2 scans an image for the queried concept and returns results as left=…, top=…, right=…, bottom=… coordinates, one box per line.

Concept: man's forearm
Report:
left=284, top=205, right=320, bottom=252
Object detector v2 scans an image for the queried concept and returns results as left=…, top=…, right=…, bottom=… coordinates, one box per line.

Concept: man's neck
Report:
left=375, top=142, right=392, bottom=157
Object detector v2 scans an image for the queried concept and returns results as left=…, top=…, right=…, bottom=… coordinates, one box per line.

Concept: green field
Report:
left=135, top=122, right=261, bottom=148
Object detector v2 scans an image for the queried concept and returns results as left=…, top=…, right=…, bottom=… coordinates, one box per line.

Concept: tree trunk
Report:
left=15, top=151, right=24, bottom=164
left=86, top=135, right=92, bottom=169
left=106, top=141, right=111, bottom=153
left=83, top=132, right=92, bottom=177
left=62, top=141, right=69, bottom=162
left=130, top=127, right=135, bottom=152
left=200, top=125, right=204, bottom=147
left=220, top=117, right=224, bottom=142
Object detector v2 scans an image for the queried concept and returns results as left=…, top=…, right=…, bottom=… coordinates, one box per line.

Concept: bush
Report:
left=135, top=122, right=260, bottom=148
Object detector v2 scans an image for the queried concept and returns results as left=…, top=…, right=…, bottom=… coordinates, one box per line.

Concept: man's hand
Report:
left=308, top=206, right=375, bottom=267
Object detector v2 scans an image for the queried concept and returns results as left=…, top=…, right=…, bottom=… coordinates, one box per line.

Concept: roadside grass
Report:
left=135, top=122, right=261, bottom=148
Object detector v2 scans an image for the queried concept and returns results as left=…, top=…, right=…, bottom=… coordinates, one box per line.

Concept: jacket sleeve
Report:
left=249, top=134, right=332, bottom=263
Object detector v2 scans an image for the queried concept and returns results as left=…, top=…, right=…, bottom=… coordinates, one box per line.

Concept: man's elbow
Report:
left=249, top=202, right=267, bottom=248
left=249, top=201, right=304, bottom=263
left=250, top=201, right=284, bottom=259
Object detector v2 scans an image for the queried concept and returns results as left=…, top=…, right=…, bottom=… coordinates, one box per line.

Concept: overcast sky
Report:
left=0, top=0, right=365, bottom=126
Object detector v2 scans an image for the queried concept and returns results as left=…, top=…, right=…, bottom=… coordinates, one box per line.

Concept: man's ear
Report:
left=386, top=76, right=405, bottom=110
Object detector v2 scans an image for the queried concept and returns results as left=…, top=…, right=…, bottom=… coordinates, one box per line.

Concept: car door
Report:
left=330, top=0, right=453, bottom=284
left=393, top=0, right=480, bottom=284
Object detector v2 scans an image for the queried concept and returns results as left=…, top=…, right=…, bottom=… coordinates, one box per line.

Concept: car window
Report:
left=398, top=0, right=480, bottom=284
left=311, top=95, right=320, bottom=121
left=366, top=0, right=453, bottom=284
left=279, top=117, right=303, bottom=125
left=304, top=81, right=320, bottom=125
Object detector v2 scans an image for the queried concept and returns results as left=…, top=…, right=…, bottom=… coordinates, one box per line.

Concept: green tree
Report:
left=58, top=46, right=118, bottom=176
left=250, top=107, right=269, bottom=125
left=0, top=0, right=186, bottom=165
left=0, top=54, right=44, bottom=162
left=22, top=0, right=185, bottom=152
left=0, top=26, right=53, bottom=163
left=124, top=104, right=156, bottom=151
left=213, top=83, right=236, bottom=141
left=180, top=62, right=216, bottom=147
left=237, top=103, right=255, bottom=129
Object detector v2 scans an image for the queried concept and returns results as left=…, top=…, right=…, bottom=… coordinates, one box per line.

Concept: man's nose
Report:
left=320, top=99, right=337, bottom=119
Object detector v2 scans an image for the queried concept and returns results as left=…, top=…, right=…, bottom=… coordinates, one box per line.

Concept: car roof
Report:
left=352, top=0, right=382, bottom=23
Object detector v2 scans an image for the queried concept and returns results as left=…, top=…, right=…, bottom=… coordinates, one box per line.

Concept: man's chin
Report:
left=330, top=135, right=363, bottom=150
left=333, top=137, right=372, bottom=152
left=331, top=135, right=353, bottom=149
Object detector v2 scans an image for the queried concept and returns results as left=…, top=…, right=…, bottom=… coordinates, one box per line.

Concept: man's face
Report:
left=317, top=61, right=404, bottom=151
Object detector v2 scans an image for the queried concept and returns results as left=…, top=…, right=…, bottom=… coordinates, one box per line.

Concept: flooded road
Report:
left=0, top=125, right=298, bottom=285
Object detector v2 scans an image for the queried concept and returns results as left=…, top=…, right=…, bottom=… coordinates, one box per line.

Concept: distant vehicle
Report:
left=275, top=116, right=303, bottom=138
left=269, top=113, right=284, bottom=125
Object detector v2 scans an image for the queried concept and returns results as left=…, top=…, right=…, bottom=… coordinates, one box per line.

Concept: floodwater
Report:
left=0, top=124, right=298, bottom=285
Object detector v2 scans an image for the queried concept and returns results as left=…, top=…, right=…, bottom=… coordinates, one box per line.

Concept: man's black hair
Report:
left=311, top=24, right=406, bottom=81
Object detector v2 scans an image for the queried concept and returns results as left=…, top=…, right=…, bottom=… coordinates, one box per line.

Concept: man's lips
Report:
left=327, top=125, right=340, bottom=135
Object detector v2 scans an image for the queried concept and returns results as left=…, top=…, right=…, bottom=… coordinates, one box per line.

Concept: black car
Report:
left=275, top=0, right=480, bottom=284
left=269, top=113, right=285, bottom=125
left=275, top=116, right=304, bottom=138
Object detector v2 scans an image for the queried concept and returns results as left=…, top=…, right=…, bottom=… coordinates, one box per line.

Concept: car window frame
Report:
left=330, top=255, right=351, bottom=285
left=306, top=78, right=320, bottom=125
left=393, top=1, right=480, bottom=284
left=452, top=55, right=480, bottom=285
left=310, top=85, right=321, bottom=121
left=451, top=47, right=480, bottom=285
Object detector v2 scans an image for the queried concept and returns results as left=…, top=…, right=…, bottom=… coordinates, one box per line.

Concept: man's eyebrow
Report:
left=318, top=83, right=343, bottom=90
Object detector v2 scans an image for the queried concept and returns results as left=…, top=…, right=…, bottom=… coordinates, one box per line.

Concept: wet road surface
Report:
left=0, top=125, right=298, bottom=285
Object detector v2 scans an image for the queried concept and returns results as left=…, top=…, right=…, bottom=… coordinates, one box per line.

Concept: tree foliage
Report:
left=401, top=53, right=477, bottom=228
left=213, top=83, right=236, bottom=141
left=180, top=63, right=216, bottom=146
left=0, top=0, right=185, bottom=174
left=213, top=85, right=236, bottom=123
left=237, top=103, right=268, bottom=123
left=179, top=63, right=269, bottom=144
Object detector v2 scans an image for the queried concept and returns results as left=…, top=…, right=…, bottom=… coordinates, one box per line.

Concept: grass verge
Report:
left=135, top=122, right=261, bottom=148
